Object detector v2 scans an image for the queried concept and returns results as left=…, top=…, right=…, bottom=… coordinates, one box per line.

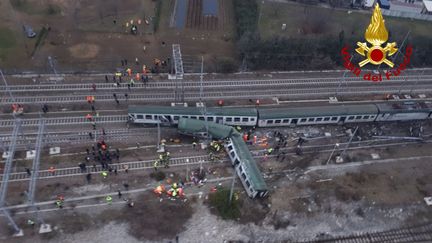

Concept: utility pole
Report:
left=0, top=120, right=23, bottom=236
left=172, top=44, right=184, bottom=103
left=0, top=69, right=16, bottom=104
left=48, top=56, right=58, bottom=76
left=335, top=56, right=352, bottom=98
left=25, top=118, right=51, bottom=233
left=199, top=56, right=210, bottom=141
left=326, top=143, right=340, bottom=165
left=340, top=126, right=358, bottom=159
left=228, top=176, right=236, bottom=205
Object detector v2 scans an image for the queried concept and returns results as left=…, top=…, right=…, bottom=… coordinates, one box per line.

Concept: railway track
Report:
left=303, top=222, right=432, bottom=243
left=1, top=137, right=427, bottom=182
left=1, top=155, right=210, bottom=182
left=0, top=127, right=164, bottom=149
left=0, top=115, right=128, bottom=128
left=1, top=84, right=431, bottom=105
left=1, top=75, right=432, bottom=92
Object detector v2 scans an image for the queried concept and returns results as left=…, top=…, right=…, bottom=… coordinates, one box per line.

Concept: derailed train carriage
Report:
left=128, top=102, right=432, bottom=127
left=177, top=118, right=268, bottom=198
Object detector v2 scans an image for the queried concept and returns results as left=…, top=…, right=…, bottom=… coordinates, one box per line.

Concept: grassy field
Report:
left=258, top=1, right=432, bottom=41
left=0, top=28, right=17, bottom=61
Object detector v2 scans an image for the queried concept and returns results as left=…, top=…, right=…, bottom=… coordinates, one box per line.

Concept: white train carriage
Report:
left=225, top=133, right=268, bottom=198
left=257, top=104, right=379, bottom=127
left=128, top=106, right=258, bottom=126
left=375, top=102, right=432, bottom=122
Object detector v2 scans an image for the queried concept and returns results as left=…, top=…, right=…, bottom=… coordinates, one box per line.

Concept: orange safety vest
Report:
left=135, top=73, right=140, bottom=80
left=86, top=114, right=92, bottom=120
left=256, top=99, right=260, bottom=105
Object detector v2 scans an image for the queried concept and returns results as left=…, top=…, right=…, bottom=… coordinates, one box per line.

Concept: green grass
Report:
left=208, top=188, right=240, bottom=220
left=258, top=1, right=432, bottom=41
left=0, top=28, right=16, bottom=60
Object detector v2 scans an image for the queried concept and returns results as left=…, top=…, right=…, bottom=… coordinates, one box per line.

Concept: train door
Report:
left=216, top=117, right=223, bottom=124
left=339, top=116, right=346, bottom=123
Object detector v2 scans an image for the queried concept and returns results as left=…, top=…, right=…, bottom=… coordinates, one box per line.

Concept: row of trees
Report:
left=231, top=1, right=432, bottom=71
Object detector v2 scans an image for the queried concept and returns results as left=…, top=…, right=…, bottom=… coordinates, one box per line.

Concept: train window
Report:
left=245, top=180, right=251, bottom=187
left=275, top=120, right=281, bottom=124
left=308, top=118, right=314, bottom=122
left=238, top=166, right=243, bottom=172
left=137, top=115, right=144, bottom=119
left=291, top=119, right=298, bottom=124
left=331, top=117, right=338, bottom=121
left=316, top=118, right=323, bottom=122
left=173, top=116, right=179, bottom=121
left=191, top=116, right=197, bottom=119
left=226, top=117, right=232, bottom=122
left=356, top=116, right=362, bottom=119
left=199, top=116, right=205, bottom=120
left=324, top=117, right=330, bottom=121
left=282, top=119, right=289, bottom=123
left=370, top=116, right=375, bottom=119
left=363, top=115, right=369, bottom=119
left=250, top=118, right=255, bottom=121
left=348, top=116, right=355, bottom=120
left=230, top=151, right=235, bottom=157
left=145, top=115, right=152, bottom=119
left=300, top=118, right=307, bottom=122
left=267, top=120, right=274, bottom=124
left=234, top=117, right=241, bottom=122
left=241, top=173, right=247, bottom=180
left=207, top=117, right=214, bottom=121
left=242, top=117, right=248, bottom=122
left=182, top=116, right=188, bottom=119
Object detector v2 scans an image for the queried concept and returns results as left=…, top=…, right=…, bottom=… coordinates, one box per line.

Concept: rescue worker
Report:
left=153, top=160, right=159, bottom=171
left=106, top=195, right=112, bottom=204
left=101, top=171, right=108, bottom=178
left=192, top=141, right=197, bottom=149
left=27, top=219, right=35, bottom=226
left=267, top=148, right=273, bottom=154
left=55, top=200, right=63, bottom=208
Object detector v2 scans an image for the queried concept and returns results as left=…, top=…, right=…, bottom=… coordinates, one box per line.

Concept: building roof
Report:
left=128, top=106, right=257, bottom=117
left=258, top=104, right=378, bottom=119
left=178, top=118, right=234, bottom=139
left=375, top=102, right=432, bottom=114
left=230, top=132, right=267, bottom=191
left=424, top=0, right=432, bottom=11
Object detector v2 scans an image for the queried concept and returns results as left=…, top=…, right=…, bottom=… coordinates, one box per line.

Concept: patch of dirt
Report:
left=68, top=43, right=100, bottom=59
left=238, top=197, right=270, bottom=225
left=100, top=192, right=194, bottom=241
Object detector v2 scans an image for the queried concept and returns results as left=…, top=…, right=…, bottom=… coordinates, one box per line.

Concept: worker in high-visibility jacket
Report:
left=101, top=171, right=108, bottom=178
left=267, top=148, right=273, bottom=154
left=153, top=160, right=159, bottom=171
left=106, top=195, right=112, bottom=204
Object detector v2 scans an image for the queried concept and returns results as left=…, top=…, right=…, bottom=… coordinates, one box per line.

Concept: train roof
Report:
left=128, top=106, right=257, bottom=117
left=258, top=104, right=379, bottom=119
left=375, top=102, right=432, bottom=114
left=230, top=133, right=268, bottom=191
left=178, top=118, right=234, bottom=139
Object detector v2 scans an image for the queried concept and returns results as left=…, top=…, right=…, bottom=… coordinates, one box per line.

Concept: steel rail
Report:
left=1, top=84, right=432, bottom=104
left=1, top=138, right=428, bottom=183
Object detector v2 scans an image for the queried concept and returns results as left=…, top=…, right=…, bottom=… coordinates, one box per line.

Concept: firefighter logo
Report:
left=356, top=4, right=397, bottom=67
